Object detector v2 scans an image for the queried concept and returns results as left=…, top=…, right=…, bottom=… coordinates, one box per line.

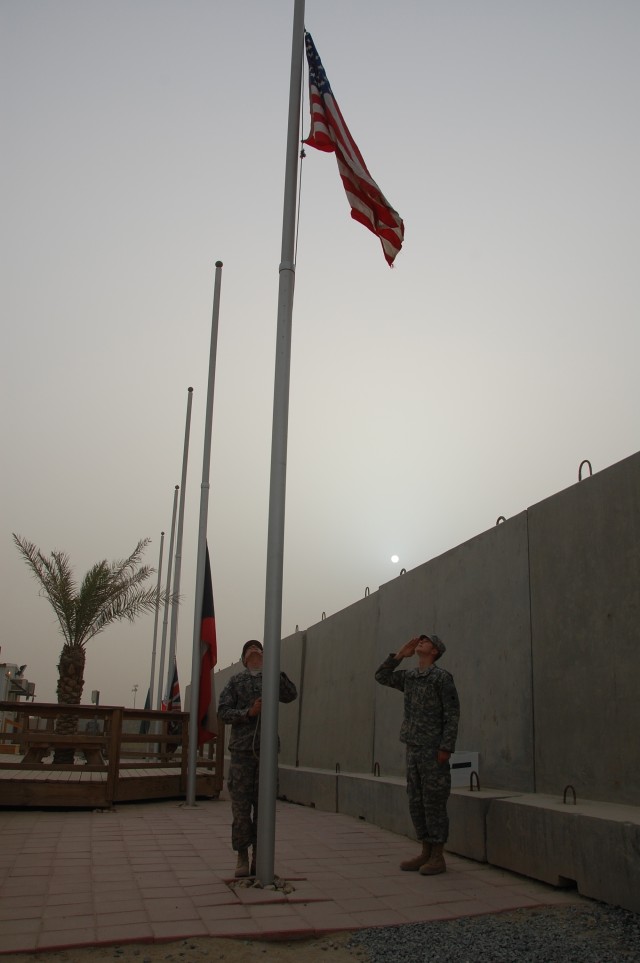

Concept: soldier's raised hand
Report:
left=395, top=638, right=420, bottom=660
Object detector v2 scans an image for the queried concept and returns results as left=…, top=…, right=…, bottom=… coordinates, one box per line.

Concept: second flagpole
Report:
left=186, top=260, right=224, bottom=806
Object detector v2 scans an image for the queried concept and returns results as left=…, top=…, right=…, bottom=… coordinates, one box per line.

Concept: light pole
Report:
left=132, top=684, right=139, bottom=708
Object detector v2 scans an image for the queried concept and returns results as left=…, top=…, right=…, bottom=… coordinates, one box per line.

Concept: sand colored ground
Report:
left=1, top=932, right=367, bottom=963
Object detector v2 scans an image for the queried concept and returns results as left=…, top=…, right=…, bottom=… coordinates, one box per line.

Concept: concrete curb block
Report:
left=486, top=794, right=640, bottom=914
left=277, top=767, right=640, bottom=913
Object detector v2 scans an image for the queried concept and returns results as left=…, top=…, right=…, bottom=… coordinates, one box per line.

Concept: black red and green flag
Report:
left=197, top=544, right=217, bottom=745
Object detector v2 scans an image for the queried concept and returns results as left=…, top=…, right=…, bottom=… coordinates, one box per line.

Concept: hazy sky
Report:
left=2, top=1, right=639, bottom=708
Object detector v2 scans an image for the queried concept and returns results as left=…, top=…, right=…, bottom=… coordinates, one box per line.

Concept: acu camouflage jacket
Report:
left=375, top=655, right=460, bottom=752
left=217, top=668, right=297, bottom=755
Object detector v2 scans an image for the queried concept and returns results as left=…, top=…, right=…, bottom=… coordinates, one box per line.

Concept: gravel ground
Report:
left=2, top=902, right=638, bottom=963
left=347, top=902, right=640, bottom=962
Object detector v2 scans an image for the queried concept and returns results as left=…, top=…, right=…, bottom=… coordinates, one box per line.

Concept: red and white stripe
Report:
left=306, top=62, right=404, bottom=266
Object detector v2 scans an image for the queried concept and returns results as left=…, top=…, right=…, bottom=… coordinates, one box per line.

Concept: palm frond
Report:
left=73, top=561, right=111, bottom=644
left=112, top=539, right=152, bottom=580
left=12, top=534, right=77, bottom=644
left=13, top=534, right=166, bottom=650
left=83, top=585, right=167, bottom=642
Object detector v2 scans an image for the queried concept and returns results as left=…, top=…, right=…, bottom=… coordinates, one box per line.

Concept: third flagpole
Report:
left=256, top=0, right=306, bottom=885
left=166, top=386, right=194, bottom=693
left=157, top=485, right=179, bottom=709
left=148, top=530, right=165, bottom=709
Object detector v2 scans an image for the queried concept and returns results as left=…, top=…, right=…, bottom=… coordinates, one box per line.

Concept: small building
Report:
left=0, top=660, right=36, bottom=754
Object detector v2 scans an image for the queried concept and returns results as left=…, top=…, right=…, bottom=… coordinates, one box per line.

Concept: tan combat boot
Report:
left=419, top=842, right=446, bottom=875
left=235, top=849, right=250, bottom=878
left=400, top=841, right=431, bottom=872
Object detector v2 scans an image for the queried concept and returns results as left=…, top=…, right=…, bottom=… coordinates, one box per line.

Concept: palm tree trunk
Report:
left=54, top=644, right=86, bottom=763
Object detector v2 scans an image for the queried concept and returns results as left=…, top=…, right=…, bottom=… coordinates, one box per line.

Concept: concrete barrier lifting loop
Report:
left=321, top=612, right=326, bottom=620
left=400, top=568, right=407, bottom=575
left=373, top=762, right=380, bottom=777
left=469, top=770, right=481, bottom=792
left=496, top=516, right=506, bottom=525
left=295, top=624, right=299, bottom=632
left=365, top=587, right=370, bottom=597
left=563, top=784, right=577, bottom=805
left=579, top=460, right=592, bottom=481
left=335, top=763, right=341, bottom=774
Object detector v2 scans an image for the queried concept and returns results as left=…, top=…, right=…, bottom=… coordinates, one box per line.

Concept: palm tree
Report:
left=13, top=534, right=167, bottom=761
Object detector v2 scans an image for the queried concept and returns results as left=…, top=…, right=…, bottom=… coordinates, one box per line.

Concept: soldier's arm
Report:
left=440, top=675, right=460, bottom=752
left=375, top=654, right=406, bottom=691
left=218, top=678, right=252, bottom=724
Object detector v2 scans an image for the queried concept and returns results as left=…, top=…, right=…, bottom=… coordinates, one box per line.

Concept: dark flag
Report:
left=162, top=661, right=181, bottom=711
left=304, top=31, right=404, bottom=267
left=139, top=686, right=151, bottom=735
left=197, top=544, right=218, bottom=746
left=162, top=660, right=181, bottom=749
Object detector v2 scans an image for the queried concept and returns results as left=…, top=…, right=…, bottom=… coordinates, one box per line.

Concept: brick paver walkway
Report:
left=0, top=797, right=584, bottom=953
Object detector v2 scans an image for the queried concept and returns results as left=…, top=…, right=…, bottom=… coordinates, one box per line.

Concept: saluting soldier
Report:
left=375, top=633, right=460, bottom=875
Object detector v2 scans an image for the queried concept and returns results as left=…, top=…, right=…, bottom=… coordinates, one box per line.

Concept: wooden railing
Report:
left=0, top=701, right=224, bottom=808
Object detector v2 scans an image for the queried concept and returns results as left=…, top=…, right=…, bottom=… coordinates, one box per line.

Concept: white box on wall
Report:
left=450, top=751, right=479, bottom=788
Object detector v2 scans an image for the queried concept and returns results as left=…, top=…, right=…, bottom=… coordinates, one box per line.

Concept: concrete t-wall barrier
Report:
left=528, top=452, right=640, bottom=805
left=295, top=594, right=379, bottom=773
left=214, top=449, right=640, bottom=912
left=374, top=509, right=534, bottom=791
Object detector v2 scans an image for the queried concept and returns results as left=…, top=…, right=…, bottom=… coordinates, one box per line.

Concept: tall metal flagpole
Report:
left=165, top=387, right=194, bottom=696
left=186, top=261, right=224, bottom=806
left=156, top=485, right=179, bottom=709
left=148, top=531, right=165, bottom=709
left=257, top=0, right=306, bottom=885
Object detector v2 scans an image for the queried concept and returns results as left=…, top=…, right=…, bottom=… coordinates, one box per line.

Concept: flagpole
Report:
left=148, top=530, right=165, bottom=709
left=256, top=0, right=305, bottom=886
left=157, top=485, right=179, bottom=709
left=186, top=260, right=224, bottom=806
left=165, top=387, right=194, bottom=695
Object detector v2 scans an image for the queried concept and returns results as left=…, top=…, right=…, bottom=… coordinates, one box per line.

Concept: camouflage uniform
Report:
left=375, top=654, right=460, bottom=844
left=217, top=669, right=297, bottom=852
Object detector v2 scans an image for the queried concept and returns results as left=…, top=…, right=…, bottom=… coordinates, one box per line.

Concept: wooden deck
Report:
left=0, top=701, right=225, bottom=809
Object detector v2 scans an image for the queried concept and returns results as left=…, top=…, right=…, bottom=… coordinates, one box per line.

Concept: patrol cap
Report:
left=420, top=633, right=446, bottom=659
left=241, top=639, right=263, bottom=663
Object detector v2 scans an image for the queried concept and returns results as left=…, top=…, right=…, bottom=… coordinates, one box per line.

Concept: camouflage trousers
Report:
left=228, top=754, right=260, bottom=853
left=406, top=746, right=451, bottom=844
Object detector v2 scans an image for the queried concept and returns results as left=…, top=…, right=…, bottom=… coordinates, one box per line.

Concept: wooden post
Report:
left=214, top=717, right=225, bottom=794
left=106, top=707, right=123, bottom=806
left=180, top=713, right=189, bottom=793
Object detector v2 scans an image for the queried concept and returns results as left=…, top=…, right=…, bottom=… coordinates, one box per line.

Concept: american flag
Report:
left=304, top=31, right=404, bottom=267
